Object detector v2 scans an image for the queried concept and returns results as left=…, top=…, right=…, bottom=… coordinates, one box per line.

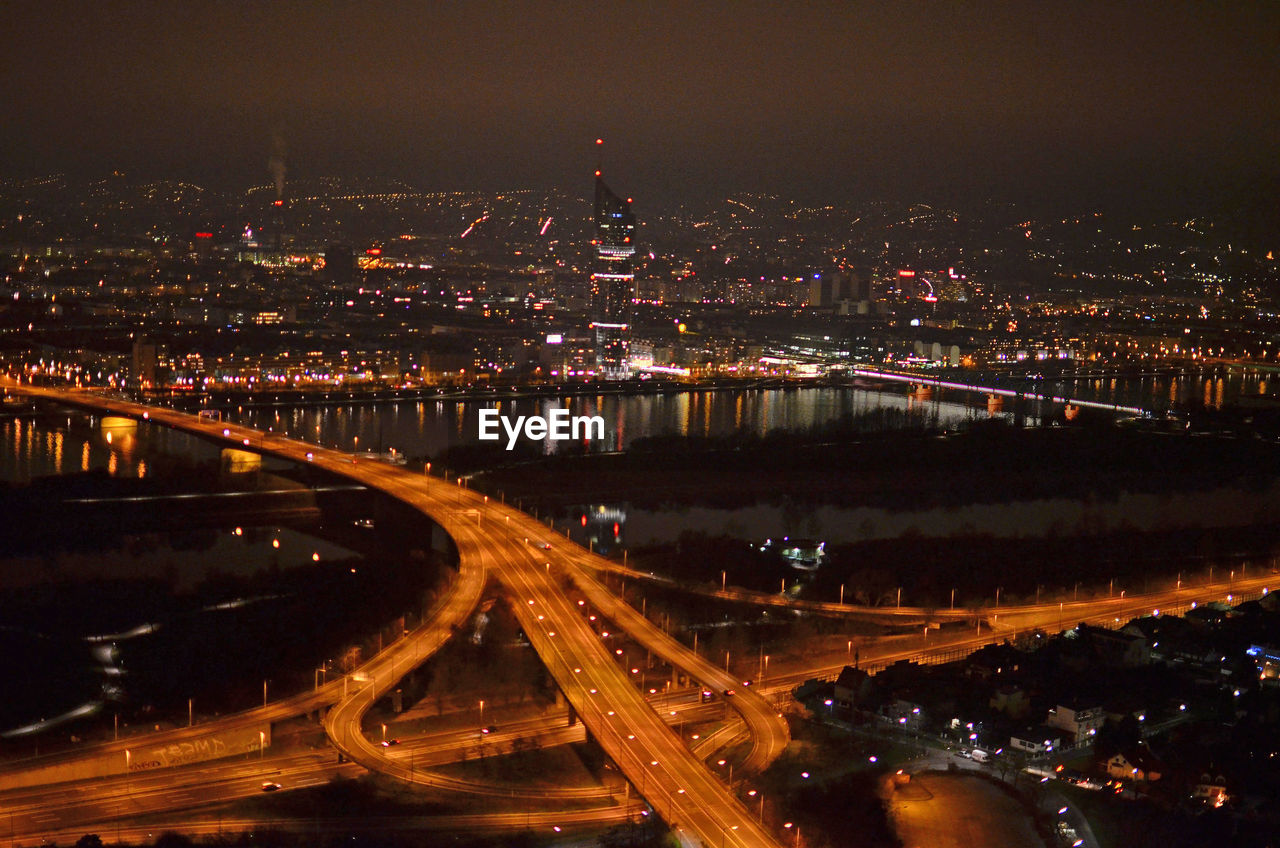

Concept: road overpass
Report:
left=9, top=384, right=787, bottom=848
left=4, top=558, right=1271, bottom=844
left=575, top=550, right=1273, bottom=629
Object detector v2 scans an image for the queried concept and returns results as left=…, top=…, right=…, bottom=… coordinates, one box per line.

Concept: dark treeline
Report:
left=476, top=415, right=1280, bottom=513
left=803, top=523, right=1280, bottom=609
left=625, top=523, right=1280, bottom=612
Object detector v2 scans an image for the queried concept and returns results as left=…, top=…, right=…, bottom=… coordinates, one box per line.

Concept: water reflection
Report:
left=1, top=371, right=1271, bottom=480
left=0, top=417, right=224, bottom=484
left=230, top=386, right=995, bottom=460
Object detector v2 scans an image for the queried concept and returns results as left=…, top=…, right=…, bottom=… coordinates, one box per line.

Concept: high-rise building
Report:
left=131, top=335, right=170, bottom=391
left=590, top=146, right=636, bottom=380
left=808, top=269, right=872, bottom=310
left=324, top=245, right=355, bottom=286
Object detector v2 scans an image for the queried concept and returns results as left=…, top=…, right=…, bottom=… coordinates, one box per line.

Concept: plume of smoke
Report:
left=269, top=130, right=287, bottom=200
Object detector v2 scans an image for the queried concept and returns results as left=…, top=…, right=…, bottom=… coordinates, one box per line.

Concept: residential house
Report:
left=1046, top=700, right=1105, bottom=747
left=964, top=643, right=1023, bottom=681
left=833, top=665, right=873, bottom=708
left=1086, top=624, right=1152, bottom=667
left=1192, top=772, right=1229, bottom=808
left=1106, top=745, right=1164, bottom=782
left=1010, top=725, right=1064, bottom=756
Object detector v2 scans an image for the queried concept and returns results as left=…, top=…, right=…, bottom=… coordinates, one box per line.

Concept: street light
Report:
left=747, top=788, right=764, bottom=821
left=717, top=758, right=734, bottom=784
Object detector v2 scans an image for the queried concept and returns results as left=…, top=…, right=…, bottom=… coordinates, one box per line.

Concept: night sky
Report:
left=6, top=1, right=1279, bottom=212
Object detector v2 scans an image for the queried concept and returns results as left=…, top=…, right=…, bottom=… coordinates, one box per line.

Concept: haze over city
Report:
left=6, top=2, right=1280, bottom=219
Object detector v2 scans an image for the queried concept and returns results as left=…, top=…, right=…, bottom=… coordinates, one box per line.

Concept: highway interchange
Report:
left=2, top=383, right=1276, bottom=847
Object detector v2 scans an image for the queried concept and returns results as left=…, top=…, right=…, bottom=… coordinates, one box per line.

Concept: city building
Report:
left=808, top=270, right=870, bottom=311
left=130, top=335, right=170, bottom=390
left=590, top=156, right=636, bottom=379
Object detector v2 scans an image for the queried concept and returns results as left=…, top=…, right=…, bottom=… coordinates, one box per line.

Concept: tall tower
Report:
left=590, top=139, right=635, bottom=380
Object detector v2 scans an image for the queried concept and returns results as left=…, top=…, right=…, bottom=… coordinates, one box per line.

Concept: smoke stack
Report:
left=269, top=130, right=287, bottom=201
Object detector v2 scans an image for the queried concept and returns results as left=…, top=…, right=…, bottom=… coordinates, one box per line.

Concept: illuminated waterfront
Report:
left=223, top=372, right=1267, bottom=457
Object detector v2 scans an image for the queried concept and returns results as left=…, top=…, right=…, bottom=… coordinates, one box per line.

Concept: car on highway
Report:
left=305, top=452, right=314, bottom=460
left=261, top=781, right=282, bottom=792
left=380, top=738, right=400, bottom=747
left=723, top=689, right=735, bottom=697
left=541, top=542, right=553, bottom=550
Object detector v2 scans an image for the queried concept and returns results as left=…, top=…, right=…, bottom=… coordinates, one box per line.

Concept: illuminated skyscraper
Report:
left=590, top=141, right=635, bottom=379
